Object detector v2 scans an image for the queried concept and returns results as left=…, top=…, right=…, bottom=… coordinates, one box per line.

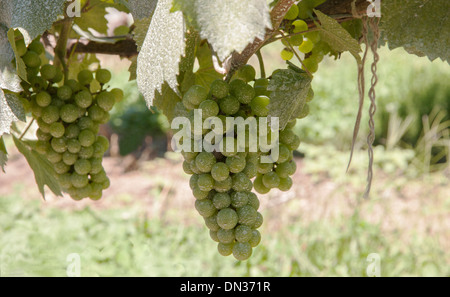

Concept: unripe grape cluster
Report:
left=174, top=65, right=311, bottom=260
left=16, top=36, right=123, bottom=201
left=279, top=1, right=330, bottom=73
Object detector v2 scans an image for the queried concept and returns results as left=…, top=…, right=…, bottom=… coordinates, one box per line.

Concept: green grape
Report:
left=210, top=79, right=229, bottom=99
left=89, top=158, right=103, bottom=175
left=233, top=83, right=255, bottom=104
left=252, top=212, right=264, bottom=229
left=88, top=105, right=107, bottom=122
left=286, top=134, right=301, bottom=151
left=74, top=90, right=93, bottom=108
left=49, top=122, right=65, bottom=138
left=236, top=64, right=256, bottom=83
left=254, top=78, right=269, bottom=88
left=197, top=173, right=214, bottom=192
left=293, top=20, right=308, bottom=33
left=205, top=214, right=220, bottom=232
left=219, top=137, right=238, bottom=157
left=232, top=172, right=252, bottom=192
left=78, top=146, right=94, bottom=159
left=57, top=86, right=73, bottom=101
left=77, top=116, right=94, bottom=130
left=217, top=243, right=234, bottom=256
left=209, top=230, right=220, bottom=242
left=279, top=129, right=295, bottom=145
left=217, top=228, right=235, bottom=244
left=284, top=4, right=299, bottom=20
left=275, top=160, right=297, bottom=178
left=22, top=51, right=41, bottom=68
left=217, top=208, right=239, bottom=230
left=253, top=175, right=270, bottom=194
left=248, top=230, right=261, bottom=247
left=41, top=105, right=59, bottom=124
left=15, top=38, right=27, bottom=57
left=29, top=76, right=48, bottom=91
left=302, top=57, right=319, bottom=73
left=195, top=152, right=216, bottom=173
left=182, top=160, right=194, bottom=174
left=296, top=103, right=309, bottom=119
left=195, top=199, right=216, bottom=218
left=51, top=137, right=67, bottom=153
left=299, top=38, right=314, bottom=53
left=247, top=192, right=260, bottom=210
left=78, top=129, right=96, bottom=147
left=90, top=170, right=108, bottom=184
left=184, top=85, right=208, bottom=106
left=232, top=242, right=252, bottom=261
left=231, top=191, right=248, bottom=208
left=262, top=171, right=281, bottom=189
left=278, top=176, right=293, bottom=191
left=95, top=68, right=111, bottom=84
left=110, top=88, right=124, bottom=102
left=219, top=95, right=240, bottom=115
left=66, top=79, right=82, bottom=93
left=65, top=124, right=80, bottom=139
left=237, top=205, right=257, bottom=226
left=306, top=87, right=314, bottom=102
left=35, top=140, right=49, bottom=155
left=51, top=67, right=64, bottom=83
left=71, top=172, right=89, bottom=188
left=46, top=148, right=62, bottom=163
left=189, top=160, right=202, bottom=175
left=280, top=48, right=294, bottom=61
left=96, top=91, right=115, bottom=112
left=54, top=161, right=70, bottom=174
left=30, top=99, right=43, bottom=118
left=62, top=151, right=78, bottom=166
left=36, top=91, right=51, bottom=107
left=192, top=186, right=210, bottom=200
left=225, top=154, right=246, bottom=174
left=242, top=162, right=257, bottom=179
left=67, top=139, right=81, bottom=154
left=277, top=144, right=291, bottom=163
left=36, top=128, right=52, bottom=141
left=189, top=174, right=199, bottom=190
left=57, top=173, right=73, bottom=189
left=28, top=40, right=45, bottom=55
left=250, top=95, right=270, bottom=117
left=40, top=64, right=56, bottom=81
left=74, top=159, right=92, bottom=175
left=257, top=161, right=273, bottom=174
left=214, top=176, right=233, bottom=193
left=78, top=69, right=94, bottom=85
left=211, top=162, right=229, bottom=182
left=212, top=192, right=231, bottom=209
left=235, top=225, right=253, bottom=242
left=60, top=104, right=79, bottom=124
left=289, top=34, right=304, bottom=46
left=285, top=119, right=297, bottom=130
left=199, top=100, right=219, bottom=119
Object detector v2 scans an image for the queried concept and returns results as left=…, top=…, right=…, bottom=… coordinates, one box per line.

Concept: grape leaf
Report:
left=0, top=0, right=66, bottom=42
left=75, top=0, right=110, bottom=35
left=0, top=136, right=7, bottom=172
left=267, top=68, right=312, bottom=130
left=0, top=91, right=25, bottom=136
left=153, top=83, right=182, bottom=122
left=313, top=9, right=362, bottom=64
left=380, top=0, right=450, bottom=62
left=174, top=0, right=272, bottom=61
left=136, top=0, right=185, bottom=107
left=128, top=0, right=157, bottom=20
left=13, top=137, right=62, bottom=199
left=7, top=28, right=28, bottom=83
left=0, top=27, right=22, bottom=92
left=194, top=42, right=222, bottom=90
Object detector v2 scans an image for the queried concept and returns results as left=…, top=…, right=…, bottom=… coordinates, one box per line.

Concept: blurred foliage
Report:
left=108, top=71, right=170, bottom=156
left=0, top=190, right=447, bottom=277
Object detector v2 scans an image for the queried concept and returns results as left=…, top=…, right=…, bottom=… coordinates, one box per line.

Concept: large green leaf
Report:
left=128, top=0, right=157, bottom=20
left=13, top=137, right=62, bottom=199
left=0, top=26, right=22, bottom=92
left=0, top=91, right=25, bottom=136
left=173, top=0, right=272, bottom=61
left=381, top=0, right=450, bottom=62
left=136, top=0, right=185, bottom=107
left=0, top=136, right=7, bottom=172
left=0, top=0, right=66, bottom=42
left=314, top=9, right=362, bottom=64
left=194, top=42, right=222, bottom=90
left=267, top=68, right=312, bottom=130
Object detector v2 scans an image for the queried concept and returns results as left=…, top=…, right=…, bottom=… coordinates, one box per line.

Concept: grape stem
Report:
left=54, top=17, right=72, bottom=82
left=278, top=30, right=313, bottom=78
left=256, top=50, right=266, bottom=79
left=18, top=118, right=35, bottom=140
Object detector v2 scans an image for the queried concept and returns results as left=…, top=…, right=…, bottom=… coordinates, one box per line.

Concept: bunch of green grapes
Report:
left=16, top=36, right=123, bottom=201
left=174, top=65, right=310, bottom=260
left=279, top=1, right=329, bottom=74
